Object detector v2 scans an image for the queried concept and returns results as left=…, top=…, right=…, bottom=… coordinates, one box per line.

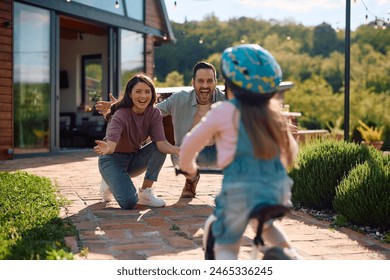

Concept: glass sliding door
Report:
left=13, top=3, right=51, bottom=154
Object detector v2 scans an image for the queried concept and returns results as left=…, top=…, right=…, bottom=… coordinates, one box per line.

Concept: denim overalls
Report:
left=212, top=99, right=293, bottom=244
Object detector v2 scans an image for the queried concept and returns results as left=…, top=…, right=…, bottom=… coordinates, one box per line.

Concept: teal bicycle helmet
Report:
left=221, top=44, right=282, bottom=96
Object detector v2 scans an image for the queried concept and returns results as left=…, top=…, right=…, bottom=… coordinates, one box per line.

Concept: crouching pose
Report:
left=94, top=73, right=179, bottom=209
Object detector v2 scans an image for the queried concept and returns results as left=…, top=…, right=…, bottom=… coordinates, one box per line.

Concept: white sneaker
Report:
left=138, top=188, right=166, bottom=207
left=100, top=179, right=114, bottom=202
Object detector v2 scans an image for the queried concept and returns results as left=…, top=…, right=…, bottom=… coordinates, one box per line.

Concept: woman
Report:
left=94, top=73, right=179, bottom=209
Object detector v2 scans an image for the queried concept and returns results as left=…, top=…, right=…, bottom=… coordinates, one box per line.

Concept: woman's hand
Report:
left=94, top=140, right=116, bottom=155
left=156, top=140, right=180, bottom=155
left=95, top=93, right=117, bottom=116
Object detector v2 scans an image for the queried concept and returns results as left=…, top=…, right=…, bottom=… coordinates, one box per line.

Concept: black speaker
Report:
left=60, top=70, right=69, bottom=89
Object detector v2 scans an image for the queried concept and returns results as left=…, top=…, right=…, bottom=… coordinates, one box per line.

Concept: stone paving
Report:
left=1, top=150, right=389, bottom=260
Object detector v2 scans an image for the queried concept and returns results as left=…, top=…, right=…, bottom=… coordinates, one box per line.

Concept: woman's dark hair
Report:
left=193, top=61, right=217, bottom=80
left=106, top=73, right=156, bottom=120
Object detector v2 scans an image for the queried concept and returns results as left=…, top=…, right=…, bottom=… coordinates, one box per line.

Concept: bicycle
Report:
left=174, top=167, right=295, bottom=260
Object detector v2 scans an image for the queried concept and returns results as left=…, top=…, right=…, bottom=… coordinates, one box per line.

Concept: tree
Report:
left=164, top=71, right=184, bottom=87
left=312, top=22, right=341, bottom=57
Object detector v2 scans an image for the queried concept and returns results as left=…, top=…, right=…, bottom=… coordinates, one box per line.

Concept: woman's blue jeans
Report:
left=98, top=142, right=166, bottom=209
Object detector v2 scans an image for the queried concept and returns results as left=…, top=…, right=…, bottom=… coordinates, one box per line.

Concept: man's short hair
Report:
left=192, top=61, right=217, bottom=80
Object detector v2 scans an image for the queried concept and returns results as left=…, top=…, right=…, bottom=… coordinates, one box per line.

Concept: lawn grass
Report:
left=0, top=171, right=76, bottom=260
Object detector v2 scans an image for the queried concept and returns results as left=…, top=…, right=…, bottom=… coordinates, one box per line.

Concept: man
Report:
left=96, top=62, right=226, bottom=198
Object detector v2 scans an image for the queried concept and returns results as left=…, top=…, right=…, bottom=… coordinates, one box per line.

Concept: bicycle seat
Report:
left=249, top=204, right=290, bottom=221
left=249, top=204, right=290, bottom=246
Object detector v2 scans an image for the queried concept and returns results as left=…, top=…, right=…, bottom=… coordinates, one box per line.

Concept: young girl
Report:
left=178, top=44, right=299, bottom=259
left=94, top=73, right=179, bottom=209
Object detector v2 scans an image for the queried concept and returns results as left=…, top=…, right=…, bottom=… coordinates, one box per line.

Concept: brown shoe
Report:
left=181, top=174, right=200, bottom=198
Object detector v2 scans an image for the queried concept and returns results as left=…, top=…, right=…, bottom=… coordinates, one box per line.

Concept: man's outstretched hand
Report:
left=95, top=93, right=118, bottom=116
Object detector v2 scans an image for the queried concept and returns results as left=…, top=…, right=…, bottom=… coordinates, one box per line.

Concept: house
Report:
left=0, top=0, right=175, bottom=160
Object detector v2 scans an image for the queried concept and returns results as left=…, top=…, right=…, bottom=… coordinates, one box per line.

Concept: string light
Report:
left=115, top=1, right=119, bottom=9
left=339, top=0, right=390, bottom=30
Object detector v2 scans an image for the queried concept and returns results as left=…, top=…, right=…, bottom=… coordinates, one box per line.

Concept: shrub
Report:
left=289, top=139, right=382, bottom=210
left=333, top=158, right=390, bottom=229
left=0, top=171, right=74, bottom=260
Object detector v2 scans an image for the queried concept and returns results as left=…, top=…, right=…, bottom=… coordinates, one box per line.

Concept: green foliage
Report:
left=14, top=83, right=50, bottom=148
left=170, top=224, right=180, bottom=231
left=384, top=232, right=390, bottom=243
left=79, top=247, right=89, bottom=258
left=354, top=25, right=390, bottom=55
left=382, top=125, right=390, bottom=151
left=289, top=140, right=381, bottom=210
left=330, top=214, right=349, bottom=229
left=321, top=52, right=344, bottom=93
left=284, top=75, right=343, bottom=130
left=326, top=116, right=344, bottom=136
left=333, top=158, right=390, bottom=229
left=156, top=16, right=390, bottom=148
left=0, top=171, right=74, bottom=260
left=312, top=23, right=341, bottom=57
left=164, top=71, right=185, bottom=87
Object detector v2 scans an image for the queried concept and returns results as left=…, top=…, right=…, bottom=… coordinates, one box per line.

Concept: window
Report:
left=120, top=30, right=144, bottom=93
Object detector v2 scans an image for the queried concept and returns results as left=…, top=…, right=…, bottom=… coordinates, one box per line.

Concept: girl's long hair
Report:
left=106, top=73, right=157, bottom=121
left=229, top=81, right=294, bottom=166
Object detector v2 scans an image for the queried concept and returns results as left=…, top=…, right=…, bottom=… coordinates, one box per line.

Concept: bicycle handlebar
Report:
left=174, top=167, right=223, bottom=176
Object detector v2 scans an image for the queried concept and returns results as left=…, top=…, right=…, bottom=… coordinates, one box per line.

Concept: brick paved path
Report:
left=1, top=150, right=389, bottom=260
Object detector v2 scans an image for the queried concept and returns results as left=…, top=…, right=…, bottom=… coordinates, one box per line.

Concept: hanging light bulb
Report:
left=66, top=0, right=71, bottom=2
left=199, top=37, right=204, bottom=44
left=115, top=1, right=119, bottom=9
left=174, top=1, right=177, bottom=9
left=365, top=8, right=368, bottom=22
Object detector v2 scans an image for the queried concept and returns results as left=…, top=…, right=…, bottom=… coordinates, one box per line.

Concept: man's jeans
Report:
left=171, top=145, right=217, bottom=168
left=98, top=142, right=166, bottom=209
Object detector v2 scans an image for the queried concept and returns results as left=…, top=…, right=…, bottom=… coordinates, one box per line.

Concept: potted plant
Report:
left=356, top=119, right=384, bottom=150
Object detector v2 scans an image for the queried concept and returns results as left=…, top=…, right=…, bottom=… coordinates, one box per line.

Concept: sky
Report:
left=164, top=0, right=390, bottom=31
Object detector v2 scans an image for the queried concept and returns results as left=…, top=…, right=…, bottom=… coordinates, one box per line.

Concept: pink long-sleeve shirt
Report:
left=179, top=101, right=239, bottom=174
left=179, top=100, right=298, bottom=175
